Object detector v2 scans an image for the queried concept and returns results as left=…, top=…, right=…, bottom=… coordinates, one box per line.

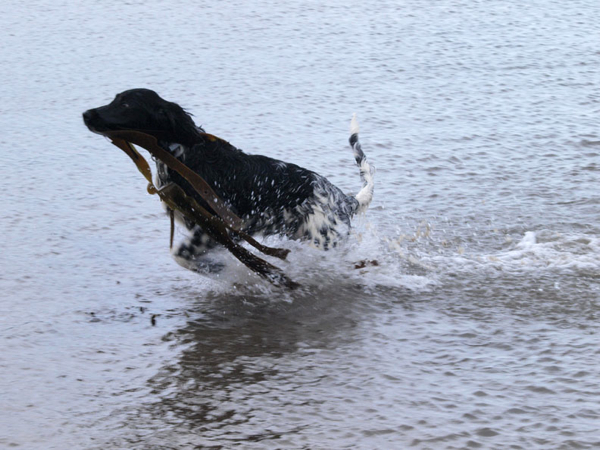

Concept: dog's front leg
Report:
left=171, top=226, right=223, bottom=273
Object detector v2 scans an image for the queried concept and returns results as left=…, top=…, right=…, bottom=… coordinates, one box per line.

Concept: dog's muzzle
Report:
left=82, top=109, right=103, bottom=133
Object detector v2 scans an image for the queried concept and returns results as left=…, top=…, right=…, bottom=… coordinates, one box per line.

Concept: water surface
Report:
left=1, top=0, right=599, bottom=448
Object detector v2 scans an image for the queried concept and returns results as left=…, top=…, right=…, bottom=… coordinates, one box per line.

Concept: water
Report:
left=1, top=0, right=599, bottom=448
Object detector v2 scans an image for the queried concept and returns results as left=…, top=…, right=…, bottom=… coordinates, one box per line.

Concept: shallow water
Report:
left=1, top=0, right=600, bottom=448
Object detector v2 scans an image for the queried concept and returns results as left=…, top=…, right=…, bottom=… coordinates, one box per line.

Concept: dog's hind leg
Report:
left=171, top=225, right=224, bottom=273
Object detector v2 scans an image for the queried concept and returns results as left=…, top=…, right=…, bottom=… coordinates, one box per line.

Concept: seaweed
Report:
left=100, top=130, right=299, bottom=289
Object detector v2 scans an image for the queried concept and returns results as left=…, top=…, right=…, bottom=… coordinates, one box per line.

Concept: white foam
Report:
left=180, top=226, right=600, bottom=298
left=499, top=231, right=600, bottom=275
left=423, top=230, right=600, bottom=277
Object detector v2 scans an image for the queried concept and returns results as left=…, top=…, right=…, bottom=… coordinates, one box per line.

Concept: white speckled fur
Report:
left=294, top=184, right=352, bottom=250
left=159, top=115, right=374, bottom=266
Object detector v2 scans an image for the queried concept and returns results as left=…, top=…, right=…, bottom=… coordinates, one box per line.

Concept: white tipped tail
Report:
left=350, top=113, right=360, bottom=135
left=349, top=114, right=374, bottom=215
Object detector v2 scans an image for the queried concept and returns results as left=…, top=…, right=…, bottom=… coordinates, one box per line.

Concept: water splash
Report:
left=183, top=220, right=436, bottom=298
left=421, top=230, right=600, bottom=278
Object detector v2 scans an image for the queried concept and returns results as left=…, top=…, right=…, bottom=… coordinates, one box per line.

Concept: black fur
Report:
left=83, top=89, right=373, bottom=271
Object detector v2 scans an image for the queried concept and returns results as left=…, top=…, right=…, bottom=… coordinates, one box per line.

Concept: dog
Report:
left=83, top=88, right=374, bottom=272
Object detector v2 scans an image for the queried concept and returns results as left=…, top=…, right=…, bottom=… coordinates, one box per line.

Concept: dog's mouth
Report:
left=83, top=118, right=170, bottom=142
left=86, top=123, right=133, bottom=138
left=82, top=121, right=104, bottom=134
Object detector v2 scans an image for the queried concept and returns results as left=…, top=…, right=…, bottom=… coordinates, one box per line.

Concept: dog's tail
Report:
left=349, top=114, right=374, bottom=215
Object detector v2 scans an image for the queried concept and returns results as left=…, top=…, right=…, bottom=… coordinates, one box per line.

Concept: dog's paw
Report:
left=172, top=253, right=225, bottom=274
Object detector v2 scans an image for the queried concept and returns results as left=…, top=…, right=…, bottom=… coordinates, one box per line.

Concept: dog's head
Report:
left=83, top=88, right=202, bottom=145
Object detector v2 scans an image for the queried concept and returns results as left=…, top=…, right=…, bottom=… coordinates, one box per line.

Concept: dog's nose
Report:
left=82, top=109, right=95, bottom=124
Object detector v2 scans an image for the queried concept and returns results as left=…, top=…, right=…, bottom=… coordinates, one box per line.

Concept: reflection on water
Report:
left=93, top=269, right=600, bottom=450
left=105, top=284, right=392, bottom=448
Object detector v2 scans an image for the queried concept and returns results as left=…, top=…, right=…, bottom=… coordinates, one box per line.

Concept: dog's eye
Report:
left=122, top=103, right=130, bottom=109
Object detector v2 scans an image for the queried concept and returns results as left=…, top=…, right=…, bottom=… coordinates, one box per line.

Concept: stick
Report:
left=105, top=134, right=298, bottom=289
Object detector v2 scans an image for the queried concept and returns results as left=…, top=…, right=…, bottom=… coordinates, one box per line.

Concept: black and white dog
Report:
left=83, top=89, right=374, bottom=271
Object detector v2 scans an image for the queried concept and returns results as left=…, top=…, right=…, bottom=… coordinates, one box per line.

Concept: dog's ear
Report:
left=158, top=101, right=200, bottom=143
